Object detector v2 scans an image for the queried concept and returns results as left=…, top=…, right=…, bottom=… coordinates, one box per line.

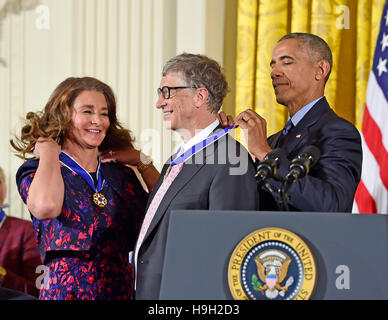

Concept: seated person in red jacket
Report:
left=0, top=166, right=41, bottom=297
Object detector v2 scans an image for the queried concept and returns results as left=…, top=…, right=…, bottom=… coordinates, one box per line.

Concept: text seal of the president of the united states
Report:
left=228, top=227, right=317, bottom=300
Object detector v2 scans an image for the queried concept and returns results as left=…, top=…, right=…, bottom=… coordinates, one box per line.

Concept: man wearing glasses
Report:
left=133, top=53, right=259, bottom=300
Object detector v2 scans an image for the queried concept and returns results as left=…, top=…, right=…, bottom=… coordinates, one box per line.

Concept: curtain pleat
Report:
left=235, top=0, right=386, bottom=135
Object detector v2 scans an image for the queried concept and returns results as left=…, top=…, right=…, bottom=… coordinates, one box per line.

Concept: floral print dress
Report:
left=16, top=160, right=147, bottom=300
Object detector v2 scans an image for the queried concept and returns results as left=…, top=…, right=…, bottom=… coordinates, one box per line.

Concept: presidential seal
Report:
left=228, top=227, right=316, bottom=300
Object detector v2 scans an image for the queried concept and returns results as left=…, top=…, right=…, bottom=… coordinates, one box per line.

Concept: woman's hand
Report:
left=28, top=137, right=64, bottom=220
left=34, top=137, right=61, bottom=160
left=99, top=147, right=142, bottom=166
left=100, top=147, right=160, bottom=193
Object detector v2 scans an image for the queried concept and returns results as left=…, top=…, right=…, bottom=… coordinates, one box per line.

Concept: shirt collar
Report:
left=289, top=96, right=324, bottom=127
left=181, top=119, right=220, bottom=153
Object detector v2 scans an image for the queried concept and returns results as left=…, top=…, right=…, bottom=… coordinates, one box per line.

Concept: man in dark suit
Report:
left=134, top=53, right=260, bottom=299
left=227, top=33, right=362, bottom=212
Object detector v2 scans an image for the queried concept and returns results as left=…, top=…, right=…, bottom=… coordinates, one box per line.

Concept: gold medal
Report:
left=93, top=192, right=108, bottom=207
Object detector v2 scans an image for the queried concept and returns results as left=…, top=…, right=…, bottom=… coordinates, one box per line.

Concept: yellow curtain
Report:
left=235, top=0, right=385, bottom=136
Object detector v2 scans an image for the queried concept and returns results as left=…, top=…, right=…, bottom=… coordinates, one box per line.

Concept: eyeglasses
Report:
left=157, top=86, right=196, bottom=99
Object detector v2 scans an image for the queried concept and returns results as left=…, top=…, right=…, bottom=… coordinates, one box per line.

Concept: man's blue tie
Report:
left=282, top=119, right=293, bottom=135
left=277, top=119, right=294, bottom=147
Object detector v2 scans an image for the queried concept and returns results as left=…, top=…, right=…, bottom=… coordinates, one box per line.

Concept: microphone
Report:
left=286, top=145, right=320, bottom=181
left=255, top=148, right=286, bottom=182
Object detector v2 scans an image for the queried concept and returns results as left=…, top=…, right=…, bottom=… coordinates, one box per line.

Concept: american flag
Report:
left=353, top=1, right=388, bottom=214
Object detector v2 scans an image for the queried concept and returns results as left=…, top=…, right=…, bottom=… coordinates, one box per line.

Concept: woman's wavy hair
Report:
left=11, top=77, right=134, bottom=159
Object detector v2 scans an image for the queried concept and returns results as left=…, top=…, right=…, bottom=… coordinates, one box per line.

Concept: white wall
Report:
left=0, top=0, right=225, bottom=219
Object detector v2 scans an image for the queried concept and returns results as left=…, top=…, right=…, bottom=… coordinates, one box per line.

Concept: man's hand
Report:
left=217, top=111, right=234, bottom=128
left=235, top=109, right=272, bottom=160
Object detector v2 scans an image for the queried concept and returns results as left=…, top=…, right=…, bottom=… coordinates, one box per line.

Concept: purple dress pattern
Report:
left=16, top=160, right=147, bottom=300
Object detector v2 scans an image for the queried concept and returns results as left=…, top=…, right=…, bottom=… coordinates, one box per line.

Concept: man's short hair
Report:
left=279, top=33, right=333, bottom=83
left=162, top=53, right=229, bottom=113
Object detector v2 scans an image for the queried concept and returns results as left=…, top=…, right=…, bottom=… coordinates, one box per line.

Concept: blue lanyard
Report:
left=59, top=151, right=104, bottom=192
left=59, top=152, right=107, bottom=207
left=171, top=125, right=234, bottom=165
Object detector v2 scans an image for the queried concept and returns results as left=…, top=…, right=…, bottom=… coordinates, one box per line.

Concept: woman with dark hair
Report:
left=12, top=77, right=159, bottom=300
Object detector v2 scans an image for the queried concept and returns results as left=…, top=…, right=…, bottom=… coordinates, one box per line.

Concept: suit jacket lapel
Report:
left=287, top=97, right=331, bottom=153
left=142, top=125, right=223, bottom=244
left=270, top=97, right=331, bottom=155
left=269, top=131, right=282, bottom=149
left=144, top=144, right=185, bottom=211
left=294, top=97, right=330, bottom=131
left=144, top=162, right=170, bottom=210
left=146, top=161, right=204, bottom=237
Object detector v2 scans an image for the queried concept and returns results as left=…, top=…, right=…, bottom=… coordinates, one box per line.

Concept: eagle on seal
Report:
left=254, top=249, right=292, bottom=295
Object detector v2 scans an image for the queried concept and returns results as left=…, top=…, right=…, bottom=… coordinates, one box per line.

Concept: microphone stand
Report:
left=279, top=176, right=294, bottom=211
left=257, top=173, right=286, bottom=211
left=257, top=145, right=320, bottom=212
left=280, top=169, right=302, bottom=211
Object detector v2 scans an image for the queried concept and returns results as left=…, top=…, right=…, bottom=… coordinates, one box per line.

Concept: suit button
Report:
left=140, top=260, right=144, bottom=264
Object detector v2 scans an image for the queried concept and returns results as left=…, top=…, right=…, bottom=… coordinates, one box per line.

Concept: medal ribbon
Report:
left=59, top=151, right=105, bottom=193
left=170, top=125, right=234, bottom=165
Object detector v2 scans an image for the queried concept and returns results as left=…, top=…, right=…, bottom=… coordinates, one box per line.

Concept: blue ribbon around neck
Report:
left=59, top=151, right=105, bottom=193
left=170, top=125, right=234, bottom=165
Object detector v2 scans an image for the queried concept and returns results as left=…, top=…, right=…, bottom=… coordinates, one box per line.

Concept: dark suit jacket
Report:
left=0, top=216, right=41, bottom=297
left=260, top=97, right=362, bottom=212
left=135, top=129, right=260, bottom=299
